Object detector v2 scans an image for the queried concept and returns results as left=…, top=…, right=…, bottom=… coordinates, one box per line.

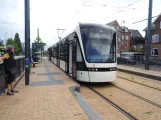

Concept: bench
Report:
left=31, top=59, right=38, bottom=67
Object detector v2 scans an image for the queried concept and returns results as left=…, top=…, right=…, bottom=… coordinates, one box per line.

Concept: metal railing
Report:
left=0, top=56, right=25, bottom=95
left=117, top=57, right=161, bottom=71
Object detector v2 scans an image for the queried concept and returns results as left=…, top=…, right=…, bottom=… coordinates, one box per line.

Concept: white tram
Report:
left=48, top=23, right=117, bottom=82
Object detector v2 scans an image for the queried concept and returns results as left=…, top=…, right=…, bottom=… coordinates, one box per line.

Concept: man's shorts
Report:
left=5, top=69, right=16, bottom=84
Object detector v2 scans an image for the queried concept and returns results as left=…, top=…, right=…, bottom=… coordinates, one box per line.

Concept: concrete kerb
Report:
left=69, top=86, right=103, bottom=120
left=117, top=68, right=161, bottom=81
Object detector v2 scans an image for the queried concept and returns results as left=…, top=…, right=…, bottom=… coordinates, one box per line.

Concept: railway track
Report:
left=111, top=83, right=161, bottom=108
left=86, top=82, right=161, bottom=120
left=88, top=86, right=137, bottom=120
left=117, top=76, right=161, bottom=91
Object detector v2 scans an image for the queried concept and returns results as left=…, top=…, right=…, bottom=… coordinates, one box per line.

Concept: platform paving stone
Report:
left=0, top=59, right=88, bottom=120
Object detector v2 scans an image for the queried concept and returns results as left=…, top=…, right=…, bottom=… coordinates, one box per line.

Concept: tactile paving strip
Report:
left=37, top=72, right=61, bottom=76
left=30, top=80, right=64, bottom=87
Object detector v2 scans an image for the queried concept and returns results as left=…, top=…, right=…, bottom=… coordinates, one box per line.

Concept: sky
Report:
left=0, top=0, right=161, bottom=50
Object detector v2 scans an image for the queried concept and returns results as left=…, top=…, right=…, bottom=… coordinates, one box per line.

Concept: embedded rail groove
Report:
left=88, top=86, right=137, bottom=120
left=117, top=76, right=161, bottom=92
left=112, top=84, right=161, bottom=109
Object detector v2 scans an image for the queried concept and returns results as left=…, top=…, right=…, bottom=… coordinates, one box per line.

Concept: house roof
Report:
left=106, top=20, right=120, bottom=27
left=129, top=29, right=143, bottom=38
left=143, top=13, right=161, bottom=31
left=106, top=20, right=116, bottom=26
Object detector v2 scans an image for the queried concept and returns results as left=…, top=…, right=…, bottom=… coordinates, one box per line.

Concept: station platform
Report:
left=0, top=58, right=101, bottom=120
left=117, top=65, right=161, bottom=81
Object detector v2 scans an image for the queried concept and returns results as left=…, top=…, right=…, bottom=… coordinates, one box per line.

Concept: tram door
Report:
left=68, top=34, right=77, bottom=79
left=72, top=40, right=77, bottom=79
left=69, top=44, right=72, bottom=77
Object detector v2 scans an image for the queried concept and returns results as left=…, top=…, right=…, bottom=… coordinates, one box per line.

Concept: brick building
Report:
left=106, top=20, right=144, bottom=56
left=130, top=29, right=145, bottom=53
left=143, top=13, right=161, bottom=60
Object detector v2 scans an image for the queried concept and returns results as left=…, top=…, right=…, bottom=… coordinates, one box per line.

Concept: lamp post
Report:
left=25, top=0, right=30, bottom=85
left=145, top=0, right=153, bottom=70
left=4, top=32, right=8, bottom=46
left=57, top=29, right=65, bottom=67
left=120, top=20, right=125, bottom=57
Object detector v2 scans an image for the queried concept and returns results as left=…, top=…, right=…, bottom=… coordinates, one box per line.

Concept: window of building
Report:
left=152, top=34, right=159, bottom=43
left=123, top=42, right=128, bottom=46
left=125, top=28, right=128, bottom=32
left=122, top=36, right=124, bottom=40
left=151, top=48, right=158, bottom=56
left=133, top=45, right=136, bottom=49
left=126, top=36, right=128, bottom=40
left=160, top=21, right=161, bottom=29
left=152, top=24, right=155, bottom=30
left=140, top=45, right=143, bottom=48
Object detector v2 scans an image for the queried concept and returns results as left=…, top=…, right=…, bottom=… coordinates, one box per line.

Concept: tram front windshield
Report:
left=81, top=26, right=116, bottom=63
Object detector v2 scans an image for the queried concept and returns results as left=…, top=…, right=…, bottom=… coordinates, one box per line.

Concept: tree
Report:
left=14, top=33, right=22, bottom=54
left=34, top=36, right=46, bottom=50
left=6, top=38, right=20, bottom=55
left=34, top=36, right=42, bottom=43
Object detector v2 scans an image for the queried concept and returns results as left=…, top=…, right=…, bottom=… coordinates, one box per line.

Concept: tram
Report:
left=48, top=23, right=117, bottom=82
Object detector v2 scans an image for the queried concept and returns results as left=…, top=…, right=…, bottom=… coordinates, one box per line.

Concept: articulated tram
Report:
left=48, top=23, right=117, bottom=82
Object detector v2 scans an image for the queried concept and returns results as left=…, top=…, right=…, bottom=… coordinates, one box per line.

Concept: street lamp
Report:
left=4, top=32, right=8, bottom=46
left=121, top=20, right=125, bottom=27
left=145, top=0, right=153, bottom=70
left=120, top=20, right=125, bottom=56
left=57, top=28, right=65, bottom=67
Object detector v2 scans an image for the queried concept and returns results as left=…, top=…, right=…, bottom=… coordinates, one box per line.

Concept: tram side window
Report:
left=77, top=42, right=83, bottom=62
left=60, top=43, right=64, bottom=60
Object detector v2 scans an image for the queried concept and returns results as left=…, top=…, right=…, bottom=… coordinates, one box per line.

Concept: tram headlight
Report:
left=110, top=67, right=116, bottom=71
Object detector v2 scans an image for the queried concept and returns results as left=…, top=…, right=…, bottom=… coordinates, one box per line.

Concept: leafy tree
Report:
left=34, top=35, right=46, bottom=50
left=34, top=36, right=42, bottom=43
left=6, top=38, right=20, bottom=55
left=14, top=33, right=22, bottom=54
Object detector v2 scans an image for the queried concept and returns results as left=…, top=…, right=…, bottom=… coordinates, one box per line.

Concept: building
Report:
left=143, top=13, right=161, bottom=60
left=120, top=27, right=132, bottom=52
left=129, top=29, right=145, bottom=53
left=106, top=20, right=144, bottom=56
left=106, top=20, right=121, bottom=55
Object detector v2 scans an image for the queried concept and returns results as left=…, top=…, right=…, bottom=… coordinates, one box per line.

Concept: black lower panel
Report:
left=76, top=62, right=116, bottom=71
left=76, top=62, right=88, bottom=71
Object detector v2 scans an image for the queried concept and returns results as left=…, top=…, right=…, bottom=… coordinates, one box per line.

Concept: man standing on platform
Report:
left=0, top=45, right=18, bottom=95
